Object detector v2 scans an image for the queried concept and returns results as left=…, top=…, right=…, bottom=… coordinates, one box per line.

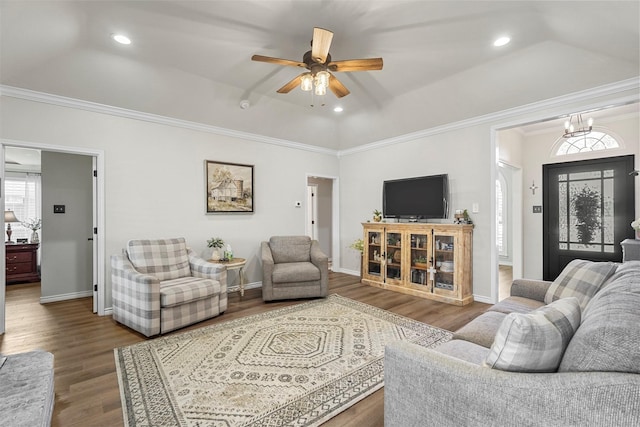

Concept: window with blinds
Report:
left=5, top=173, right=41, bottom=240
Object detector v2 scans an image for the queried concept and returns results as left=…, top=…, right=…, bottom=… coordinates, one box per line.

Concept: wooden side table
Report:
left=6, top=243, right=40, bottom=284
left=208, top=257, right=247, bottom=296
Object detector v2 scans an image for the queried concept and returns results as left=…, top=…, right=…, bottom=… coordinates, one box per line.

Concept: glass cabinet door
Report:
left=433, top=233, right=456, bottom=294
left=409, top=232, right=430, bottom=287
left=365, top=229, right=383, bottom=278
left=385, top=231, right=403, bottom=284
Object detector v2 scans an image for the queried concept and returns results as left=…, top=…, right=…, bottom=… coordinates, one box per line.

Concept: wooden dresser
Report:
left=5, top=243, right=40, bottom=284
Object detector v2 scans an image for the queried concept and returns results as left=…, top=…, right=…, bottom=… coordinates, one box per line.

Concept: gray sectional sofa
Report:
left=385, top=260, right=640, bottom=426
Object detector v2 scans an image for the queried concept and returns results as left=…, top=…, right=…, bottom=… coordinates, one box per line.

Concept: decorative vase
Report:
left=373, top=215, right=382, bottom=222
left=30, top=230, right=39, bottom=244
left=636, top=230, right=640, bottom=240
left=211, top=248, right=221, bottom=261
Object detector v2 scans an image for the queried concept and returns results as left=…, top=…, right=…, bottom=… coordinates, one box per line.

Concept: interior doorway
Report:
left=0, top=140, right=105, bottom=335
left=306, top=175, right=339, bottom=271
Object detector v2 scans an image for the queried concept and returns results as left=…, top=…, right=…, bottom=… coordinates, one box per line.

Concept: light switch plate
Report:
left=533, top=205, right=542, bottom=213
left=54, top=204, right=65, bottom=214
left=472, top=203, right=479, bottom=213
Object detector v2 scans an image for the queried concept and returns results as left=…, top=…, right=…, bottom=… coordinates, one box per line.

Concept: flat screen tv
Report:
left=383, top=174, right=449, bottom=220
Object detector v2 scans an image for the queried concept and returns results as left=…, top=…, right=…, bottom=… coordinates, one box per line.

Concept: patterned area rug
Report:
left=114, top=294, right=451, bottom=426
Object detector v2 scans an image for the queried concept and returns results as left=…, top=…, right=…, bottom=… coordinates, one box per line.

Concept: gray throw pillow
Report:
left=559, top=262, right=640, bottom=373
left=484, top=297, right=581, bottom=373
left=544, top=259, right=617, bottom=310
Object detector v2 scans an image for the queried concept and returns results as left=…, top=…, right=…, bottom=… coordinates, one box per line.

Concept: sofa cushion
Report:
left=272, top=262, right=320, bottom=284
left=544, top=259, right=617, bottom=310
left=269, top=236, right=312, bottom=264
left=488, top=296, right=545, bottom=314
left=454, top=311, right=507, bottom=348
left=434, top=339, right=490, bottom=365
left=484, top=297, right=581, bottom=373
left=559, top=261, right=640, bottom=374
left=127, top=238, right=191, bottom=281
left=160, top=277, right=220, bottom=307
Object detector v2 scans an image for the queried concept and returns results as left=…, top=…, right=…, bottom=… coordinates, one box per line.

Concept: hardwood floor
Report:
left=1, top=273, right=490, bottom=427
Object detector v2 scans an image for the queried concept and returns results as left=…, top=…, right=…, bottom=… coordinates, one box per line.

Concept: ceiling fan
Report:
left=252, top=27, right=383, bottom=98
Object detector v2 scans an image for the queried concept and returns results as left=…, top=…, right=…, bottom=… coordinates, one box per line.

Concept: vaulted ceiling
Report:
left=1, top=1, right=638, bottom=150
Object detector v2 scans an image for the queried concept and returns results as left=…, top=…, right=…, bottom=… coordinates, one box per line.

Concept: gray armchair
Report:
left=261, top=236, right=328, bottom=301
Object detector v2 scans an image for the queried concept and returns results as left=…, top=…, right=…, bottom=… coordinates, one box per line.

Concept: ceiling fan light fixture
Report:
left=315, top=83, right=327, bottom=96
left=300, top=73, right=313, bottom=91
left=315, top=70, right=330, bottom=88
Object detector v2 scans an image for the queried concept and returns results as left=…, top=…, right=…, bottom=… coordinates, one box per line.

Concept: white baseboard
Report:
left=334, top=268, right=360, bottom=277
left=473, top=294, right=494, bottom=305
left=227, top=281, right=262, bottom=293
left=40, top=290, right=93, bottom=304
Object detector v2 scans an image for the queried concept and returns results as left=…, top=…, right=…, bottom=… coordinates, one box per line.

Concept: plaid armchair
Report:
left=111, top=238, right=227, bottom=337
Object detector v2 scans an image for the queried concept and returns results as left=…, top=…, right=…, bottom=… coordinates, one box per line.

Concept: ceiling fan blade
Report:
left=277, top=74, right=303, bottom=94
left=328, top=58, right=383, bottom=72
left=328, top=73, right=350, bottom=98
left=311, top=27, right=333, bottom=64
left=252, top=55, right=306, bottom=68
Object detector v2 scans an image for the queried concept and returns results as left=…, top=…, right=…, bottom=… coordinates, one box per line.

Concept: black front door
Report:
left=543, top=155, right=635, bottom=281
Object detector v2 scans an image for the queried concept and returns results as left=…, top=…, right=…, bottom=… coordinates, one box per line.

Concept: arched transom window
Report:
left=555, top=131, right=620, bottom=156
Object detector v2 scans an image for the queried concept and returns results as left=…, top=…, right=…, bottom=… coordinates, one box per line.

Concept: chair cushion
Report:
left=269, top=236, right=312, bottom=264
left=484, top=297, right=581, bottom=373
left=559, top=261, right=640, bottom=374
left=160, top=277, right=220, bottom=307
left=488, top=296, right=546, bottom=314
left=127, top=238, right=191, bottom=281
left=272, top=262, right=320, bottom=284
left=544, top=259, right=617, bottom=310
left=454, top=311, right=507, bottom=348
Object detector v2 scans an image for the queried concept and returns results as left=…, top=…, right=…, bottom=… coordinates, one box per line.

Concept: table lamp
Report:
left=5, top=210, right=20, bottom=243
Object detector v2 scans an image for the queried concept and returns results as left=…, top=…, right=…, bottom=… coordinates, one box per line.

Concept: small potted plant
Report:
left=413, top=256, right=428, bottom=269
left=350, top=238, right=364, bottom=278
left=373, top=209, right=382, bottom=222
left=207, top=237, right=225, bottom=260
left=22, top=218, right=42, bottom=243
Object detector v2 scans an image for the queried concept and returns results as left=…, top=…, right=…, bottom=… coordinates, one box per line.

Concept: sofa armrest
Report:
left=385, top=341, right=640, bottom=427
left=187, top=249, right=227, bottom=290
left=310, top=240, right=329, bottom=294
left=509, top=278, right=552, bottom=302
left=110, top=253, right=161, bottom=337
left=261, top=242, right=275, bottom=300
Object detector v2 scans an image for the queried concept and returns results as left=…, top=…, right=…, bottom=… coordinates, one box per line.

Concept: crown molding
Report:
left=2, top=78, right=638, bottom=159
left=0, top=85, right=339, bottom=157
left=338, top=77, right=640, bottom=157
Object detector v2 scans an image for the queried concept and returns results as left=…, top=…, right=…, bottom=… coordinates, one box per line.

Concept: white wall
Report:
left=41, top=151, right=93, bottom=298
left=1, top=96, right=339, bottom=307
left=339, top=124, right=494, bottom=300
left=2, top=83, right=638, bottom=308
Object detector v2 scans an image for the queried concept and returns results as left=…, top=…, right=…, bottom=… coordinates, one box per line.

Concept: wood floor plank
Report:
left=1, top=273, right=489, bottom=426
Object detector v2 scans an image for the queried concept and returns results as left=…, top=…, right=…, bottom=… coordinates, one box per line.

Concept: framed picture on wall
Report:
left=205, top=160, right=254, bottom=213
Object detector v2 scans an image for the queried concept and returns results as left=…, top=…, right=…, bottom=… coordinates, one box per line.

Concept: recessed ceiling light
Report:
left=493, top=36, right=511, bottom=47
left=333, top=106, right=343, bottom=113
left=112, top=34, right=131, bottom=45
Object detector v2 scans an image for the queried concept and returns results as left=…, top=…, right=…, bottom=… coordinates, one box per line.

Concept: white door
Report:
left=306, top=184, right=319, bottom=239
left=92, top=157, right=98, bottom=312
left=0, top=144, right=6, bottom=334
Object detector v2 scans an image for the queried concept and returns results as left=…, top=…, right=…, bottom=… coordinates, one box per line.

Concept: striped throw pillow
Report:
left=484, top=297, right=581, bottom=372
left=544, top=259, right=618, bottom=310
